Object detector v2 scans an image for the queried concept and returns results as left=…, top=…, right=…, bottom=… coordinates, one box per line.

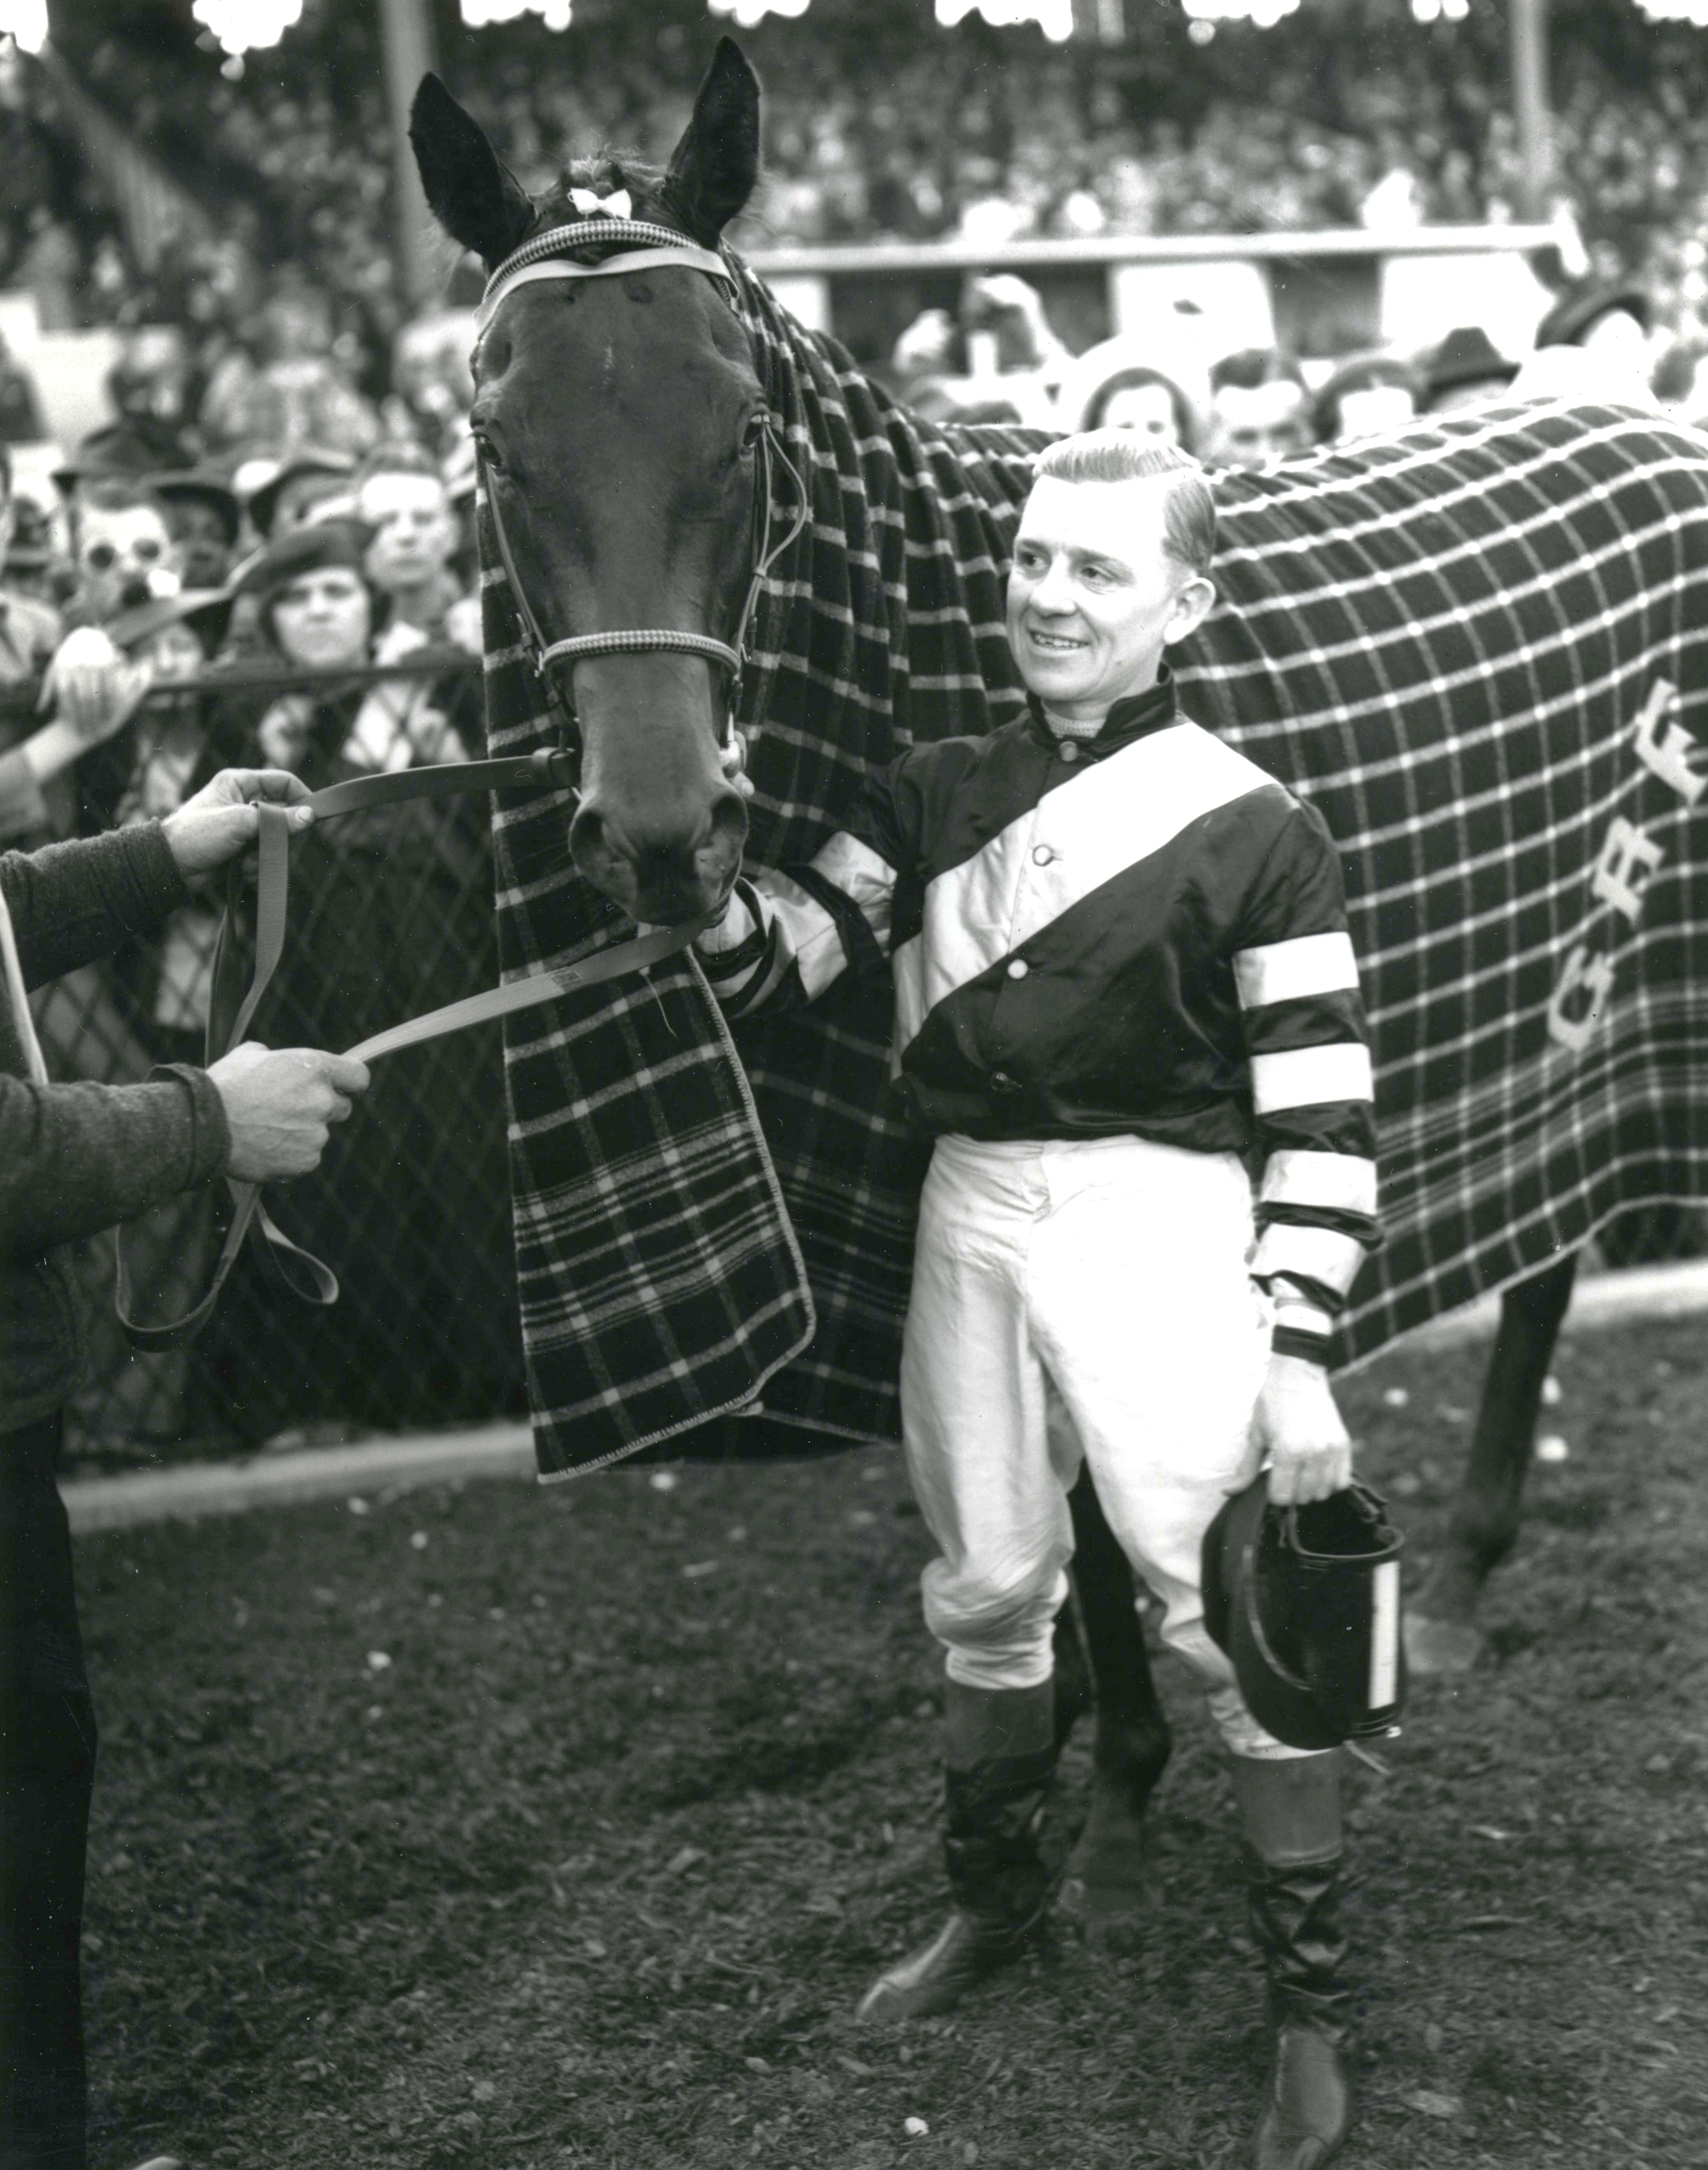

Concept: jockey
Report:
left=695, top=433, right=1379, bottom=2170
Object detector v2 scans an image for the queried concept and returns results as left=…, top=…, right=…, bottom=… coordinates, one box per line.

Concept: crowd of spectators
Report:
left=10, top=2, right=1708, bottom=383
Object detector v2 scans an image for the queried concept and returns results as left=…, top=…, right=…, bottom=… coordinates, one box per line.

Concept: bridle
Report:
left=472, top=217, right=809, bottom=773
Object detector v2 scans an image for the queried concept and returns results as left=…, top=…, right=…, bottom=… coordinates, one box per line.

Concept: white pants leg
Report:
left=901, top=1131, right=1309, bottom=1760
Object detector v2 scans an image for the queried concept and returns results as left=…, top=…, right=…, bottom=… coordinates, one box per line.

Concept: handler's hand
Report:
left=208, top=1043, right=371, bottom=1183
left=161, top=768, right=315, bottom=882
left=1252, top=1352, right=1353, bottom=1507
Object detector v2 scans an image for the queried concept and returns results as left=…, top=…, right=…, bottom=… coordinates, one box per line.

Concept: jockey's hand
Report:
left=719, top=728, right=755, bottom=801
left=446, top=594, right=484, bottom=655
left=1252, top=1352, right=1353, bottom=1507
left=162, top=768, right=315, bottom=884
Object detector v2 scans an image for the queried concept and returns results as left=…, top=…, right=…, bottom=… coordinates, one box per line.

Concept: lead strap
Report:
left=115, top=771, right=706, bottom=1352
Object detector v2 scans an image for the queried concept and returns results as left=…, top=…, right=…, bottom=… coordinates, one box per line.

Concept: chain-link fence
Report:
left=21, top=652, right=527, bottom=1470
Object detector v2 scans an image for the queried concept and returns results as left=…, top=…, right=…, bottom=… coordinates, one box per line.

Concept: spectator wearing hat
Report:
left=1419, top=326, right=1519, bottom=416
left=245, top=448, right=357, bottom=544
left=148, top=471, right=241, bottom=592
left=80, top=590, right=239, bottom=1046
left=62, top=590, right=245, bottom=1453
left=210, top=519, right=502, bottom=1448
left=1312, top=354, right=1422, bottom=444
left=0, top=446, right=61, bottom=692
left=1206, top=348, right=1312, bottom=469
left=236, top=519, right=387, bottom=783
left=1519, top=279, right=1656, bottom=408
left=0, top=327, right=45, bottom=446
left=236, top=516, right=472, bottom=779
left=1535, top=279, right=1650, bottom=361
left=4, top=496, right=60, bottom=611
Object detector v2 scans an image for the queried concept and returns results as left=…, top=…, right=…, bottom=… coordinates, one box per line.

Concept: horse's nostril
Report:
left=568, top=801, right=611, bottom=876
left=709, top=786, right=749, bottom=850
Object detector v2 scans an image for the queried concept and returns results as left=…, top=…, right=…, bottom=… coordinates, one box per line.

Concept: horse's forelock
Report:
left=525, top=154, right=681, bottom=249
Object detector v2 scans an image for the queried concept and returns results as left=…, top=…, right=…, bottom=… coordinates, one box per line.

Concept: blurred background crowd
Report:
left=1, top=0, right=1703, bottom=1457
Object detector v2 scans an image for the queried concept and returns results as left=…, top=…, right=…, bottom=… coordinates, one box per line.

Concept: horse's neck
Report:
left=739, top=273, right=1038, bottom=749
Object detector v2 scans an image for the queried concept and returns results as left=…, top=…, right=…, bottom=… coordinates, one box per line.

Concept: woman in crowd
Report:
left=203, top=520, right=519, bottom=1444
left=66, top=589, right=238, bottom=1446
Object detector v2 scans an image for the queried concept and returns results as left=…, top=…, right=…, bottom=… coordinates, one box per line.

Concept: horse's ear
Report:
left=410, top=73, right=534, bottom=268
left=664, top=36, right=760, bottom=246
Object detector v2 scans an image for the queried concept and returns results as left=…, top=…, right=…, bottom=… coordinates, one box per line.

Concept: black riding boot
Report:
left=856, top=1678, right=1055, bottom=2024
left=1232, top=1752, right=1353, bottom=2170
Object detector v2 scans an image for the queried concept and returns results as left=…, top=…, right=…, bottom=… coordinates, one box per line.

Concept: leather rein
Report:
left=117, top=217, right=802, bottom=1351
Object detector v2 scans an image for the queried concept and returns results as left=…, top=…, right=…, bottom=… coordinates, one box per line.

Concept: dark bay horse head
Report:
left=410, top=40, right=764, bottom=924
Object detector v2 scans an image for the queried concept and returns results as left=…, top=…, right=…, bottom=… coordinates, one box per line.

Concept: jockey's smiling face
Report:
left=1007, top=473, right=1216, bottom=726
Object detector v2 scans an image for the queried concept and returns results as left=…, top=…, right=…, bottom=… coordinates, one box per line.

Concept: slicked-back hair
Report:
left=1033, top=432, right=1217, bottom=579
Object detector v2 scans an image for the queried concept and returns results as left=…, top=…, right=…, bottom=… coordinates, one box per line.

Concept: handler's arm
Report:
left=3, top=821, right=191, bottom=989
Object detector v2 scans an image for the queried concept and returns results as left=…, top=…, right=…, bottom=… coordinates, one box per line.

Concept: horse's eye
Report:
left=741, top=411, right=768, bottom=454
left=476, top=435, right=507, bottom=477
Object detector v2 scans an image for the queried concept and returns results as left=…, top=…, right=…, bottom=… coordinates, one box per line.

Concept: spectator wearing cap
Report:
left=237, top=518, right=472, bottom=778
left=245, top=449, right=357, bottom=543
left=1206, top=348, right=1312, bottom=469
left=236, top=519, right=385, bottom=782
left=1311, top=354, right=1422, bottom=444
left=148, top=472, right=240, bottom=592
left=1419, top=326, right=1519, bottom=416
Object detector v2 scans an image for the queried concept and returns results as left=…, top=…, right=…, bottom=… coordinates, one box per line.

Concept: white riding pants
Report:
left=901, top=1131, right=1306, bottom=1761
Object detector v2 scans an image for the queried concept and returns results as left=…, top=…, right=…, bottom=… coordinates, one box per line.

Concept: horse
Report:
left=410, top=38, right=1708, bottom=1923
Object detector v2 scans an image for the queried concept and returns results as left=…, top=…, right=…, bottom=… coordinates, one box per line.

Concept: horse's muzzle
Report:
left=568, top=781, right=749, bottom=926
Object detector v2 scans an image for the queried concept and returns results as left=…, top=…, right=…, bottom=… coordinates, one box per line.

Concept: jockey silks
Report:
left=699, top=666, right=1380, bottom=1362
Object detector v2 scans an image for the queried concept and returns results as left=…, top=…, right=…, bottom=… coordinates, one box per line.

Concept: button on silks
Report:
left=1032, top=844, right=1055, bottom=866
left=1007, top=959, right=1029, bottom=980
left=1059, top=742, right=1080, bottom=764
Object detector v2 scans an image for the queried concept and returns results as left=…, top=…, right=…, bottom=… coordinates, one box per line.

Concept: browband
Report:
left=477, top=220, right=734, bottom=331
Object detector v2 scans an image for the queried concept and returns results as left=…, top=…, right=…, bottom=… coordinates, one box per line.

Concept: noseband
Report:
left=474, top=217, right=808, bottom=766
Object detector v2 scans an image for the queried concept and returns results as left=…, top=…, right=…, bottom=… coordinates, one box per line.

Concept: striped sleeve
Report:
left=696, top=830, right=897, bottom=1018
left=1235, top=800, right=1380, bottom=1366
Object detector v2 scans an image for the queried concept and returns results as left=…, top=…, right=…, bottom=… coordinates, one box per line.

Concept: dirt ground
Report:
left=76, top=1311, right=1708, bottom=2168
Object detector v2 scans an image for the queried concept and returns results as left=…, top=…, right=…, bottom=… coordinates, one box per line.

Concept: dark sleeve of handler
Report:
left=2, top=822, right=230, bottom=1261
left=1231, top=797, right=1381, bottom=1367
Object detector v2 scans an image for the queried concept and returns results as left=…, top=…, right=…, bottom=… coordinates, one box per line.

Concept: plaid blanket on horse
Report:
left=483, top=259, right=1708, bottom=1477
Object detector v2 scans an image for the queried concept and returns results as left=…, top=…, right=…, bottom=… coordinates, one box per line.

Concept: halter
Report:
left=474, top=217, right=809, bottom=765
